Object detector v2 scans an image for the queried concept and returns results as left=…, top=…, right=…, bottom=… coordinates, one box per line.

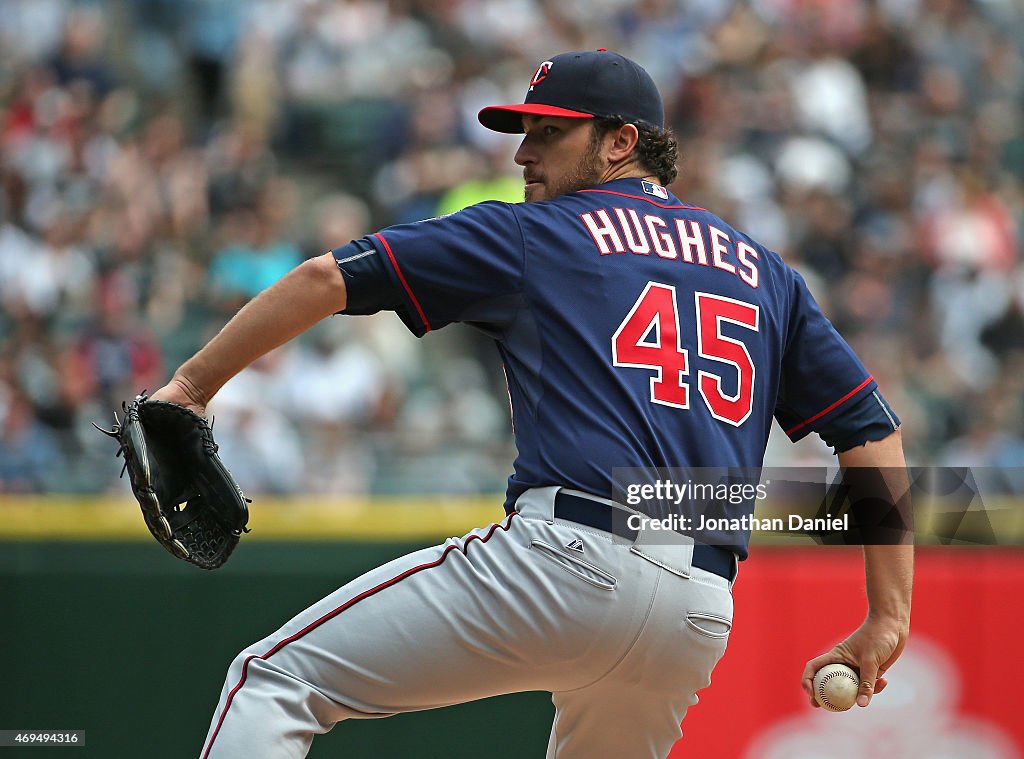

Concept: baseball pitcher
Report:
left=140, top=51, right=913, bottom=758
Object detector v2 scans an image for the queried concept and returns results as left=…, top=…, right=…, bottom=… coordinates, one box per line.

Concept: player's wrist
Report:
left=153, top=373, right=211, bottom=415
left=176, top=373, right=210, bottom=406
left=865, top=607, right=911, bottom=633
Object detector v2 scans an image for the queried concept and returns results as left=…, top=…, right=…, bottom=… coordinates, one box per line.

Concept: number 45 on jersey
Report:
left=613, top=282, right=760, bottom=427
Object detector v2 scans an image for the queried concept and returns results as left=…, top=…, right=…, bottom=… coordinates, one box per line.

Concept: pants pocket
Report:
left=530, top=539, right=617, bottom=591
left=684, top=611, right=732, bottom=639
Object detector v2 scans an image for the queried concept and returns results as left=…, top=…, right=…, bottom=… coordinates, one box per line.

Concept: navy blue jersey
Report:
left=336, top=178, right=891, bottom=557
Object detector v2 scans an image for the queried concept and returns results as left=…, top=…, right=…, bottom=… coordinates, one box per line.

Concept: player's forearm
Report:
left=837, top=429, right=914, bottom=627
left=171, top=253, right=347, bottom=406
left=863, top=544, right=913, bottom=625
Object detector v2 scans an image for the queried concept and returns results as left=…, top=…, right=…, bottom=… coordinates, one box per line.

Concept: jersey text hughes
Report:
left=580, top=208, right=761, bottom=289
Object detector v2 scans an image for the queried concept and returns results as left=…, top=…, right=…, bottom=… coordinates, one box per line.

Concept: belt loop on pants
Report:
left=552, top=489, right=737, bottom=582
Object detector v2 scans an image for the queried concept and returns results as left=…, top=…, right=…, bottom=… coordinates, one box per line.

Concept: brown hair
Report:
left=592, top=117, right=679, bottom=186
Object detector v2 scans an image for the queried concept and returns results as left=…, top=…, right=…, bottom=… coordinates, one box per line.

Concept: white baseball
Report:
left=813, top=663, right=859, bottom=711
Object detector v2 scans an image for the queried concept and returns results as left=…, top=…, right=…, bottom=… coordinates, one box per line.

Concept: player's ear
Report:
left=606, top=123, right=640, bottom=163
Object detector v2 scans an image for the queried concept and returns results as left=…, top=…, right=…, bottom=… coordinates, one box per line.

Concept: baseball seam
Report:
left=816, top=670, right=857, bottom=711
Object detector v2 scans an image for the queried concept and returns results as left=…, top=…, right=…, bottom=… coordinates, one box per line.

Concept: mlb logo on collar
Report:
left=641, top=180, right=669, bottom=200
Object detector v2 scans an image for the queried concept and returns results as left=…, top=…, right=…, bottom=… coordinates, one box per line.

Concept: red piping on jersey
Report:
left=201, top=513, right=518, bottom=758
left=577, top=188, right=705, bottom=211
left=784, top=376, right=874, bottom=436
left=374, top=232, right=432, bottom=334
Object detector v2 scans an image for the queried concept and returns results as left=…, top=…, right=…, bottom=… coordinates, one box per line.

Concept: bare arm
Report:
left=800, top=428, right=914, bottom=708
left=150, top=252, right=347, bottom=414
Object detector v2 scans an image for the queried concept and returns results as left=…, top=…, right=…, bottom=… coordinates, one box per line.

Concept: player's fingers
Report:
left=802, top=675, right=820, bottom=708
left=857, top=662, right=879, bottom=707
left=803, top=653, right=841, bottom=707
left=801, top=659, right=825, bottom=703
left=874, top=676, right=888, bottom=694
left=802, top=652, right=838, bottom=684
left=801, top=668, right=814, bottom=698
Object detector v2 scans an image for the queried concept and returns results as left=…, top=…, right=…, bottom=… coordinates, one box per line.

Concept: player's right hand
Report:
left=801, top=614, right=908, bottom=709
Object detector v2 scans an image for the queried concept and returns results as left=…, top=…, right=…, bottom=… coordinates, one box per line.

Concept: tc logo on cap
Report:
left=529, top=60, right=554, bottom=91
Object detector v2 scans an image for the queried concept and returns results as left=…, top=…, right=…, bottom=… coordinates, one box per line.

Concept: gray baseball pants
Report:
left=199, top=487, right=735, bottom=758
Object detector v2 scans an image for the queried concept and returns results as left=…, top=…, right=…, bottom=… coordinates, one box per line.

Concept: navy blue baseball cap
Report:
left=478, top=49, right=664, bottom=134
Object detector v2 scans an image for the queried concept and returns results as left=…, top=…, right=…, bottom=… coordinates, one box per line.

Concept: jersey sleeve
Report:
left=360, top=201, right=526, bottom=337
left=774, top=269, right=879, bottom=443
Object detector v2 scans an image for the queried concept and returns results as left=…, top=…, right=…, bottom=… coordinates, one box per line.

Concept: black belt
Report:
left=553, top=491, right=736, bottom=582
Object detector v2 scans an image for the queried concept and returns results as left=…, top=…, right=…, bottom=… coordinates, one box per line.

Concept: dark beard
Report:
left=525, top=133, right=605, bottom=202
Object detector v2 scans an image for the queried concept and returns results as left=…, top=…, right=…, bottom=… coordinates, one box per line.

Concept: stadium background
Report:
left=1, top=0, right=1022, bottom=757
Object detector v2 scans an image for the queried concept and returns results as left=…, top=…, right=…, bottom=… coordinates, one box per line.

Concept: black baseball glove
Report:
left=96, top=394, right=250, bottom=569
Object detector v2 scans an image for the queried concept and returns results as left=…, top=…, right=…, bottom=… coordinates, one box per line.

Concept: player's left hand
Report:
left=149, top=376, right=208, bottom=418
left=801, top=614, right=908, bottom=709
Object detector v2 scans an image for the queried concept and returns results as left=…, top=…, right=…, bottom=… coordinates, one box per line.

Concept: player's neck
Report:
left=597, top=161, right=659, bottom=187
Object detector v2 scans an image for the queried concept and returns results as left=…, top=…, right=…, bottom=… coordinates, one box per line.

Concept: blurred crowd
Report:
left=1, top=0, right=1022, bottom=496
